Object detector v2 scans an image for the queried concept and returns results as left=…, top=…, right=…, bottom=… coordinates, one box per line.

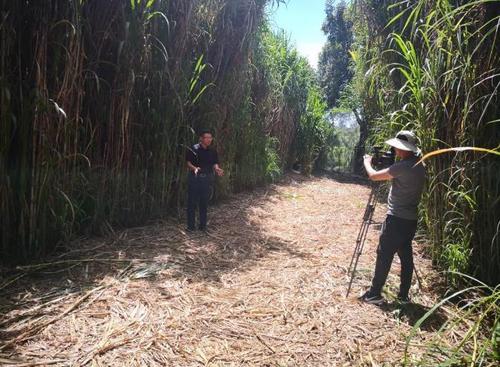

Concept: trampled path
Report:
left=0, top=173, right=443, bottom=366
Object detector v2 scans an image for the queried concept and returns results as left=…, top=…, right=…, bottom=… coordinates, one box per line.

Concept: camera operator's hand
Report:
left=364, top=154, right=393, bottom=181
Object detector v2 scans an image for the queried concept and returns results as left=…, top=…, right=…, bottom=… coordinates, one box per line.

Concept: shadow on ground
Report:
left=381, top=301, right=448, bottom=332
left=0, top=175, right=315, bottom=349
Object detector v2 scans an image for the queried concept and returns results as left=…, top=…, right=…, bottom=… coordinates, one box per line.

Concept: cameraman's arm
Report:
left=363, top=155, right=393, bottom=181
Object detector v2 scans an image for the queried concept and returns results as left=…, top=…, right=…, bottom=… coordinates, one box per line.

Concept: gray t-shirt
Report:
left=387, top=156, right=426, bottom=220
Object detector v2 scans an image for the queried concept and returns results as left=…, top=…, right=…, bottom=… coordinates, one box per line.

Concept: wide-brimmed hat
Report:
left=385, top=130, right=419, bottom=153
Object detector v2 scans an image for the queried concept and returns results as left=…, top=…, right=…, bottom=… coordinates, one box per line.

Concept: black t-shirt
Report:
left=186, top=144, right=219, bottom=174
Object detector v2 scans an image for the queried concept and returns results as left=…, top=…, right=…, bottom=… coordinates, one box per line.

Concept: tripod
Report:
left=346, top=183, right=381, bottom=297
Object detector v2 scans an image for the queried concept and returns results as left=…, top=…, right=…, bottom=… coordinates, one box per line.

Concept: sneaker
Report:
left=359, top=290, right=385, bottom=305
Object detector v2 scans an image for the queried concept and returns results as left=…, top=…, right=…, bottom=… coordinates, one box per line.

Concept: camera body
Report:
left=372, top=146, right=395, bottom=169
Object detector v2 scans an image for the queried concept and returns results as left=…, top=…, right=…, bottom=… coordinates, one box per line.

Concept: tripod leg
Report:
left=413, top=265, right=423, bottom=291
left=347, top=218, right=370, bottom=273
left=346, top=184, right=379, bottom=297
left=347, top=187, right=377, bottom=273
left=346, top=223, right=371, bottom=297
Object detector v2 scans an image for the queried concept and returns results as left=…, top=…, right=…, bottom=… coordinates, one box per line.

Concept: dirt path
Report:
left=1, top=173, right=443, bottom=366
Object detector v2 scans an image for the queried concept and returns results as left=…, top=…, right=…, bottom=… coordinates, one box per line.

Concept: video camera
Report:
left=371, top=146, right=395, bottom=169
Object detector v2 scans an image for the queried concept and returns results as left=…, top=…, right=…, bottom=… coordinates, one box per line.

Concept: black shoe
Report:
left=186, top=227, right=196, bottom=232
left=198, top=226, right=207, bottom=232
left=359, top=290, right=385, bottom=305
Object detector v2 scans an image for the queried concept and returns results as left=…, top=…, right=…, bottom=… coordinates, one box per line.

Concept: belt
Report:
left=191, top=172, right=212, bottom=178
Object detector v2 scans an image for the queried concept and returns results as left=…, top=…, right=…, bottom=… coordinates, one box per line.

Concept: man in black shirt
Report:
left=186, top=129, right=224, bottom=231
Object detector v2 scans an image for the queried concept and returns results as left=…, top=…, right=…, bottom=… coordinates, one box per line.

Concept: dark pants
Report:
left=187, top=173, right=212, bottom=230
left=370, top=215, right=417, bottom=298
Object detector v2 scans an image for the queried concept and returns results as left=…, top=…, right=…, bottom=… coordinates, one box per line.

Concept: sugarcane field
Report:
left=1, top=1, right=499, bottom=366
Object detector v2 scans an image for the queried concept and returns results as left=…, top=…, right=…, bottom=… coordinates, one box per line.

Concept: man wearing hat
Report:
left=360, top=130, right=426, bottom=305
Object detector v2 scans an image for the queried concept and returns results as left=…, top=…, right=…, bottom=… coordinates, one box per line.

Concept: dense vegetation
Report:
left=0, top=0, right=331, bottom=263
